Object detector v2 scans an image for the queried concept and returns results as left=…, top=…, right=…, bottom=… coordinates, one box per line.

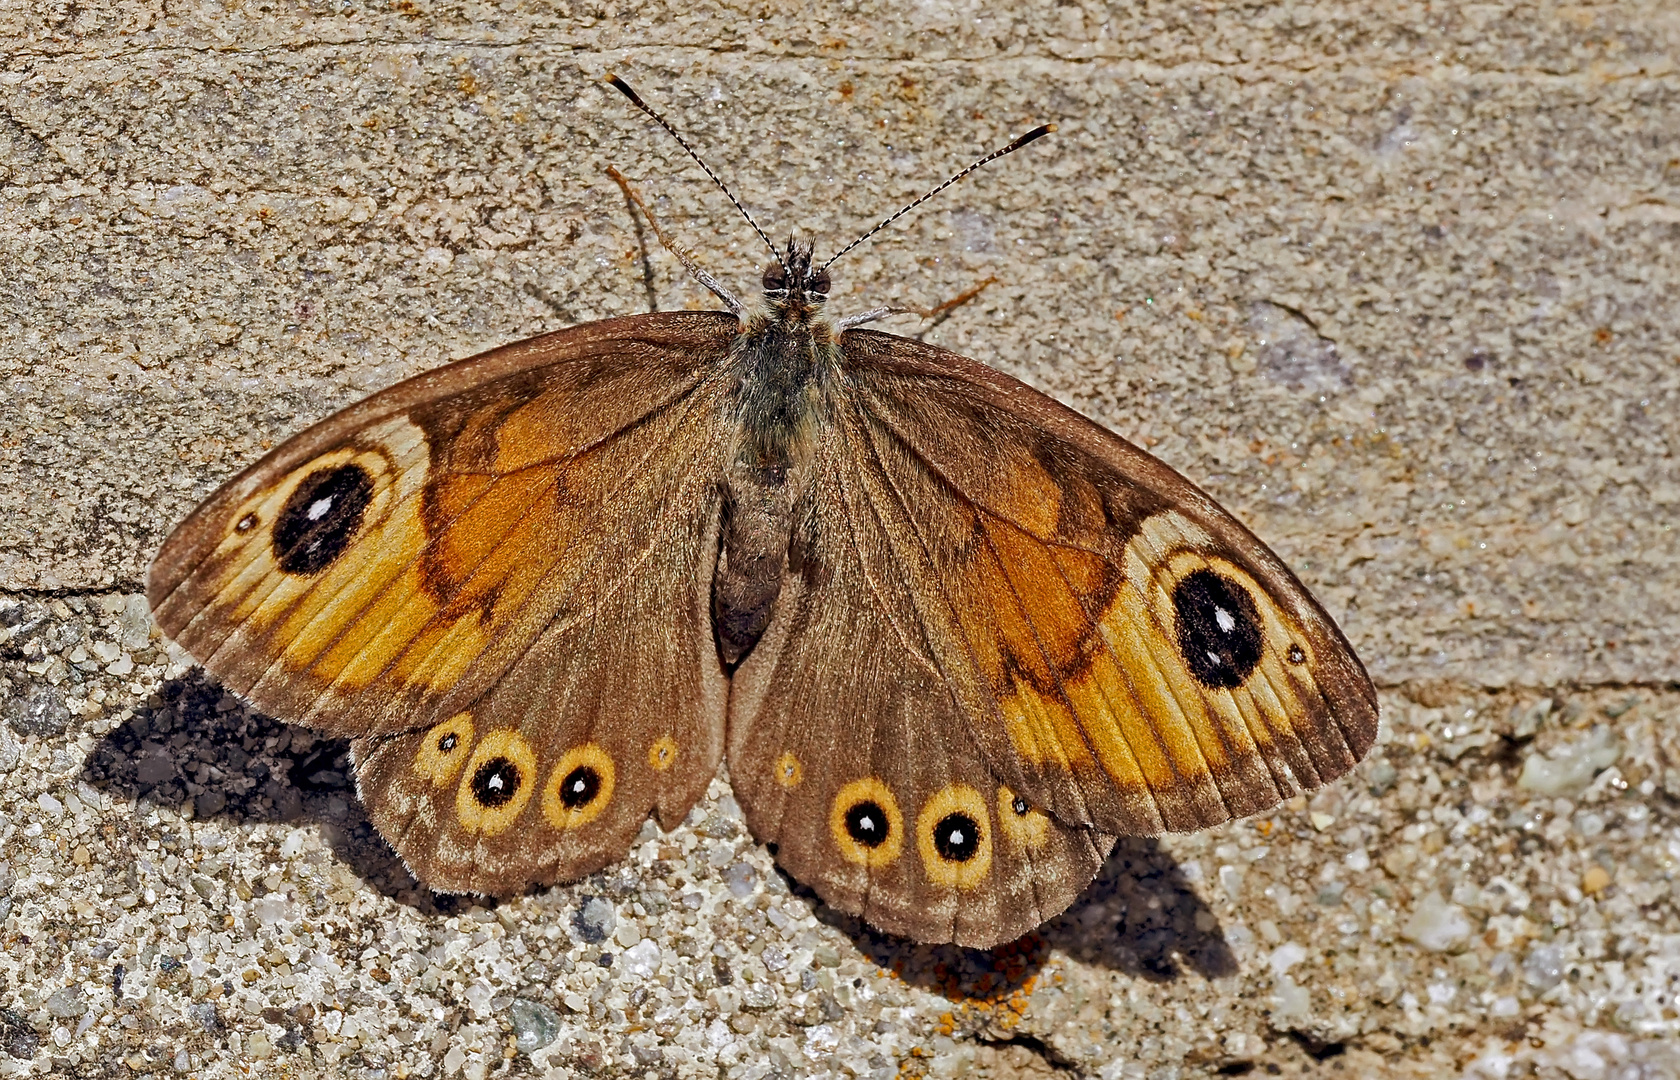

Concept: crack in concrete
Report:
left=0, top=582, right=143, bottom=600
left=5, top=38, right=1671, bottom=86
left=975, top=1031, right=1083, bottom=1074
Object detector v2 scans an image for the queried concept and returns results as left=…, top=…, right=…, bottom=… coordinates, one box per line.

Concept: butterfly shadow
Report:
left=82, top=669, right=1236, bottom=998
left=81, top=669, right=466, bottom=916
left=791, top=836, right=1237, bottom=1008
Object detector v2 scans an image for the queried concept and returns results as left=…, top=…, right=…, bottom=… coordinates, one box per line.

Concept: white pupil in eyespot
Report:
left=1207, top=650, right=1221, bottom=666
left=307, top=496, right=334, bottom=521
left=858, top=815, right=875, bottom=831
left=488, top=773, right=503, bottom=791
left=948, top=827, right=965, bottom=844
left=1214, top=606, right=1235, bottom=633
left=571, top=778, right=586, bottom=793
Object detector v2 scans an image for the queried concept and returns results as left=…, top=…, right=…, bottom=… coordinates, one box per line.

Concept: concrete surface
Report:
left=2, top=2, right=1678, bottom=1077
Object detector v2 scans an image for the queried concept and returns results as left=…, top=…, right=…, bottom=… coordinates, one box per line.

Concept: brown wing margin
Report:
left=832, top=327, right=1379, bottom=838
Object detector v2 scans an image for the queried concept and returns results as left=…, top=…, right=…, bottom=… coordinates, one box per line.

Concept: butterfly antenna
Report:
left=822, top=122, right=1057, bottom=271
left=608, top=76, right=784, bottom=271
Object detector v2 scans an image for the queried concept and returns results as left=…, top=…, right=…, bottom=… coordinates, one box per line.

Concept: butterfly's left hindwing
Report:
left=148, top=312, right=739, bottom=893
left=726, top=423, right=1118, bottom=946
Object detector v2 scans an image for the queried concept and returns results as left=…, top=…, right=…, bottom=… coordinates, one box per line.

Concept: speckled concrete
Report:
left=4, top=4, right=1679, bottom=1078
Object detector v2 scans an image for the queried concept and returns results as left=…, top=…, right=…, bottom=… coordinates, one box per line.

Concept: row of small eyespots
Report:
left=777, top=751, right=1053, bottom=890
left=413, top=715, right=655, bottom=837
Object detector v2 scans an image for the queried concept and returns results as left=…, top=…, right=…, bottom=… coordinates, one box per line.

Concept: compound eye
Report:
left=763, top=264, right=787, bottom=291
left=808, top=268, right=831, bottom=296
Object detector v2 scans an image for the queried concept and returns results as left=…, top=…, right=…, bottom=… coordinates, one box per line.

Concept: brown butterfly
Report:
left=147, top=77, right=1377, bottom=948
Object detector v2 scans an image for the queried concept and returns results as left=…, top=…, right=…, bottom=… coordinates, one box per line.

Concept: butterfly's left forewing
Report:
left=727, top=327, right=1377, bottom=947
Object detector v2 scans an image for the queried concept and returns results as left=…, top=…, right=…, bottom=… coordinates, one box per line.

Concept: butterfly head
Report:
left=762, top=241, right=830, bottom=309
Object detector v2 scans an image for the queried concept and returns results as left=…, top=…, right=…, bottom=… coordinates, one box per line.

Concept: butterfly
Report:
left=146, top=77, right=1378, bottom=948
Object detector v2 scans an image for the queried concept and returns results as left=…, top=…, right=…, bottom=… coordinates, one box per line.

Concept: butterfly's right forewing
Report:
left=836, top=329, right=1378, bottom=831
left=149, top=312, right=742, bottom=894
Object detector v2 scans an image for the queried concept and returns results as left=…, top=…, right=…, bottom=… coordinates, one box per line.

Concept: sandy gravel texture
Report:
left=3, top=2, right=1678, bottom=1078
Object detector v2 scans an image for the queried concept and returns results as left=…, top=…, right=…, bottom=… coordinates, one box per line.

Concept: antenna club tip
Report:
left=606, top=75, right=644, bottom=106
left=1043, top=122, right=1059, bottom=134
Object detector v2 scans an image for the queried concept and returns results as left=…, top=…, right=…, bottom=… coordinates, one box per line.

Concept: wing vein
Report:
left=344, top=385, right=725, bottom=730
left=290, top=372, right=715, bottom=694
left=235, top=375, right=720, bottom=732
left=847, top=399, right=1108, bottom=827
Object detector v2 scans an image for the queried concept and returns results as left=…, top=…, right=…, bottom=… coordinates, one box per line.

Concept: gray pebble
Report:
left=572, top=896, right=615, bottom=944
left=4, top=683, right=68, bottom=737
left=723, top=861, right=756, bottom=898
left=188, top=1002, right=221, bottom=1033
left=509, top=998, right=560, bottom=1054
left=2, top=1023, right=37, bottom=1062
left=1524, top=943, right=1567, bottom=990
left=698, top=813, right=740, bottom=839
left=1365, top=759, right=1398, bottom=794
left=44, top=984, right=86, bottom=1018
left=118, top=594, right=153, bottom=651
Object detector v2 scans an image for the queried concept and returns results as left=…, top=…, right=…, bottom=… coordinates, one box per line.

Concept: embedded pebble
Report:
left=1401, top=891, right=1473, bottom=952
left=4, top=684, right=69, bottom=737
left=571, top=895, right=615, bottom=943
left=1518, top=725, right=1622, bottom=796
left=723, top=860, right=756, bottom=897
left=44, top=985, right=86, bottom=1018
left=1525, top=943, right=1568, bottom=990
left=508, top=998, right=560, bottom=1054
left=623, top=938, right=661, bottom=977
left=188, top=1003, right=222, bottom=1033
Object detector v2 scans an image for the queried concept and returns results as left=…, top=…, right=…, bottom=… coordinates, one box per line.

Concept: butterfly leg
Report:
left=605, top=165, right=745, bottom=316
left=834, top=275, right=999, bottom=332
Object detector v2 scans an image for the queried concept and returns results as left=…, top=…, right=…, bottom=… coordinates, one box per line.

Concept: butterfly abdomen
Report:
left=712, top=307, right=838, bottom=665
